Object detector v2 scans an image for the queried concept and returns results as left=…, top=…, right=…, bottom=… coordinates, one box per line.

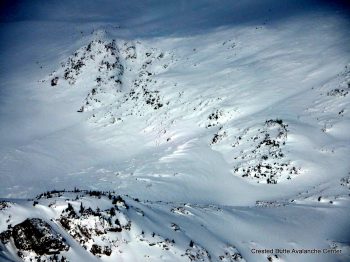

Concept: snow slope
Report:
left=0, top=0, right=350, bottom=261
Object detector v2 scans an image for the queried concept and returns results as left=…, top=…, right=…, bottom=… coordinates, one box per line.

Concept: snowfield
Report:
left=0, top=0, right=349, bottom=261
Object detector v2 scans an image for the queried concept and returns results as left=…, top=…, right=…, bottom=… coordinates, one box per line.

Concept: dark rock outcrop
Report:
left=0, top=218, right=69, bottom=255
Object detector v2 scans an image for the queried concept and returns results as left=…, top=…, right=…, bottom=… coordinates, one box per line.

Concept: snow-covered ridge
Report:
left=0, top=190, right=246, bottom=261
left=1, top=182, right=350, bottom=261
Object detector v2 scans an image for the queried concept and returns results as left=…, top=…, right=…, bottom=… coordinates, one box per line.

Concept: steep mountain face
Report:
left=46, top=30, right=305, bottom=185
left=1, top=1, right=350, bottom=261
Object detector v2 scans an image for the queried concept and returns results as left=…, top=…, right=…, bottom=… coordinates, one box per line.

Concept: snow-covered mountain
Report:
left=0, top=1, right=350, bottom=261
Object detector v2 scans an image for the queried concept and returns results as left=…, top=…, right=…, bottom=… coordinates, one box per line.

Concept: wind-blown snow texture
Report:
left=0, top=0, right=350, bottom=261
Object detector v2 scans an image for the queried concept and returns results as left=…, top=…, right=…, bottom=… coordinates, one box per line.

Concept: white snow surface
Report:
left=0, top=0, right=350, bottom=261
